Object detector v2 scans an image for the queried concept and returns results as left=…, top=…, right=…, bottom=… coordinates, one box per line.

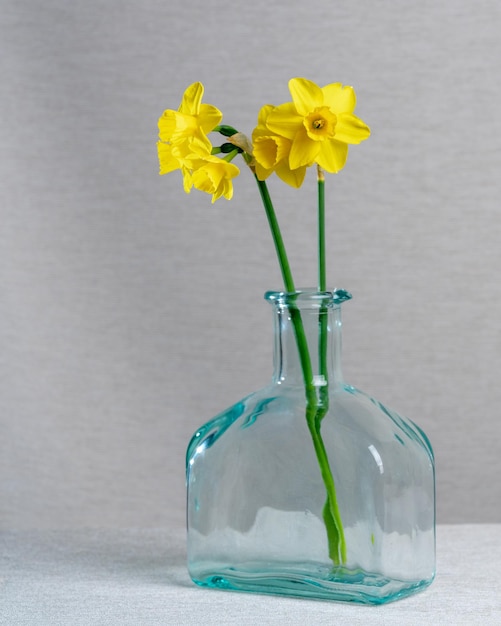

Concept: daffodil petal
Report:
left=289, top=78, right=323, bottom=116
left=335, top=113, right=371, bottom=144
left=193, top=132, right=213, bottom=154
left=182, top=167, right=193, bottom=193
left=198, top=103, right=223, bottom=134
left=266, top=103, right=303, bottom=140
left=179, top=82, right=204, bottom=115
left=316, top=139, right=348, bottom=173
left=289, top=127, right=319, bottom=169
left=275, top=162, right=307, bottom=188
left=221, top=179, right=233, bottom=201
left=254, top=162, right=272, bottom=181
left=256, top=104, right=274, bottom=130
left=322, top=83, right=356, bottom=114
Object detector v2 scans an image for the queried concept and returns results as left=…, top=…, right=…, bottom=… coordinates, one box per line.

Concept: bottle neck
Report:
left=266, top=290, right=351, bottom=390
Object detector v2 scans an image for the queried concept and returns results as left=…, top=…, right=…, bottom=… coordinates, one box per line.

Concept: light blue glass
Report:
left=186, top=290, right=435, bottom=604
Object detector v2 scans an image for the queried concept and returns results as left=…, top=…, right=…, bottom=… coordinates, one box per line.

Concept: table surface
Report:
left=1, top=524, right=500, bottom=625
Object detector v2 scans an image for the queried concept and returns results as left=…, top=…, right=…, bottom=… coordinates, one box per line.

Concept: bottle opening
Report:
left=265, top=288, right=352, bottom=307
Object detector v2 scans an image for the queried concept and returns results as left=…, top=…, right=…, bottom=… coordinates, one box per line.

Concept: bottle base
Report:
left=189, top=562, right=434, bottom=605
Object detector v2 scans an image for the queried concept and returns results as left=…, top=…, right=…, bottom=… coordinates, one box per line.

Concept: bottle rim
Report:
left=265, top=288, right=352, bottom=306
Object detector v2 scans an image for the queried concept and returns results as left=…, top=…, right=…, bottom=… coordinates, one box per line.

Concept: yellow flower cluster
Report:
left=157, top=82, right=239, bottom=202
left=157, top=78, right=370, bottom=200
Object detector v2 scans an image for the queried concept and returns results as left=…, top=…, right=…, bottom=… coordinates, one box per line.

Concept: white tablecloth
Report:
left=1, top=524, right=500, bottom=625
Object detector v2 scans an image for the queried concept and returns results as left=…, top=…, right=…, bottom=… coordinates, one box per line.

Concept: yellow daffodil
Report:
left=190, top=151, right=240, bottom=203
left=157, top=139, right=239, bottom=201
left=158, top=82, right=222, bottom=152
left=157, top=82, right=228, bottom=196
left=252, top=105, right=307, bottom=188
left=265, top=78, right=370, bottom=174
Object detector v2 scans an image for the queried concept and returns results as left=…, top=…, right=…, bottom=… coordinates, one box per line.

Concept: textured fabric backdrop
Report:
left=1, top=0, right=500, bottom=529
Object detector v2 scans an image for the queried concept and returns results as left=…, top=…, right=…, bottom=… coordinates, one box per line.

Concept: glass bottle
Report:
left=186, top=290, right=435, bottom=604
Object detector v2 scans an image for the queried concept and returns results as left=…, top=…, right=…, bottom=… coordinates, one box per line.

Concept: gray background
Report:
left=1, top=0, right=500, bottom=530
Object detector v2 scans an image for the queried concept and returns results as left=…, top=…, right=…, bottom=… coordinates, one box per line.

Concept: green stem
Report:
left=307, top=407, right=347, bottom=565
left=317, top=167, right=326, bottom=293
left=317, top=168, right=328, bottom=402
left=316, top=166, right=346, bottom=564
left=255, top=177, right=295, bottom=293
left=222, top=150, right=239, bottom=162
left=254, top=173, right=347, bottom=566
left=317, top=167, right=329, bottom=397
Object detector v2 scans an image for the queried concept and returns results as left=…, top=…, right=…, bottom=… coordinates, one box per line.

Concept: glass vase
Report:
left=186, top=289, right=435, bottom=604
